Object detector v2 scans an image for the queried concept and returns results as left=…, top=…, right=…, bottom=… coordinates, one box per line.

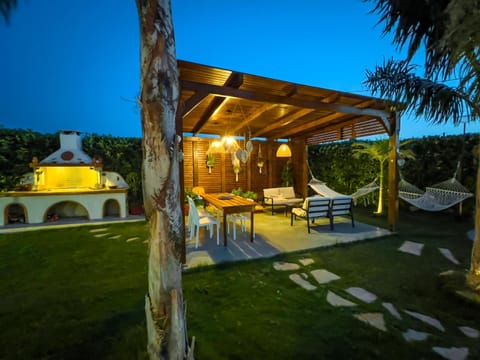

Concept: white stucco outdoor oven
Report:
left=0, top=130, right=129, bottom=225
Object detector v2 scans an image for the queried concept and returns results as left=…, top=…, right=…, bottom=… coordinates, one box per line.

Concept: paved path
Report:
left=186, top=212, right=391, bottom=268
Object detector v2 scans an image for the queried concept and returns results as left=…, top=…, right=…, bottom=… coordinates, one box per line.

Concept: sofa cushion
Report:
left=263, top=188, right=281, bottom=198
left=278, top=187, right=295, bottom=199
left=263, top=187, right=303, bottom=208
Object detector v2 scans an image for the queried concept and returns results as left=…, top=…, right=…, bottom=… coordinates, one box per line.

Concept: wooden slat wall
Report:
left=183, top=140, right=194, bottom=189
left=183, top=137, right=307, bottom=200
left=291, top=139, right=308, bottom=198
left=248, top=143, right=269, bottom=193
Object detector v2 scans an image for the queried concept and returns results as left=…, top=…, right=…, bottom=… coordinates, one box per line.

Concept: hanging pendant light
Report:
left=207, top=140, right=225, bottom=154
left=276, top=143, right=292, bottom=157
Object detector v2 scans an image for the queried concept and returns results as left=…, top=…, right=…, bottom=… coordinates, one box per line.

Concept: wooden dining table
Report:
left=201, top=193, right=256, bottom=246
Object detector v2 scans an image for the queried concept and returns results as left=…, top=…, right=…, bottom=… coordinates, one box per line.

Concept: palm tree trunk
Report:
left=376, top=161, right=384, bottom=214
left=467, top=150, right=480, bottom=289
left=136, top=0, right=187, bottom=358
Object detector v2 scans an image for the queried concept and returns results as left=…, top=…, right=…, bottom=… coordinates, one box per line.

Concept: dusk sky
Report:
left=0, top=0, right=473, bottom=139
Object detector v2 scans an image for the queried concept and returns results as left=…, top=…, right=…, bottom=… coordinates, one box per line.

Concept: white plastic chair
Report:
left=186, top=196, right=210, bottom=236
left=227, top=213, right=251, bottom=240
left=188, top=197, right=219, bottom=248
left=227, top=199, right=255, bottom=240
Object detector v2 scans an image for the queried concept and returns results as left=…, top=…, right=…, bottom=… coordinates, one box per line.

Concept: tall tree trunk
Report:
left=376, top=160, right=384, bottom=214
left=467, top=149, right=480, bottom=289
left=136, top=1, right=187, bottom=358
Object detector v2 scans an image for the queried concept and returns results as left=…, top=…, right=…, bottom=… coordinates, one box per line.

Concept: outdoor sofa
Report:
left=263, top=187, right=304, bottom=215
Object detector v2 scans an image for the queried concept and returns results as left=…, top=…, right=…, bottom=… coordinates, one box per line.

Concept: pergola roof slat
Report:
left=178, top=60, right=393, bottom=143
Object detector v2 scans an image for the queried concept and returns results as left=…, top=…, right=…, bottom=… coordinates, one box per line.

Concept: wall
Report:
left=182, top=137, right=307, bottom=199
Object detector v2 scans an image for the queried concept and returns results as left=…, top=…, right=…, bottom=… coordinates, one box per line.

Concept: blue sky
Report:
left=0, top=0, right=472, bottom=139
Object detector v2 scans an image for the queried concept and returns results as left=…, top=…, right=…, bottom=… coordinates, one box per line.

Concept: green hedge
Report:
left=308, top=134, right=477, bottom=213
left=1, top=129, right=477, bottom=214
left=0, top=128, right=143, bottom=206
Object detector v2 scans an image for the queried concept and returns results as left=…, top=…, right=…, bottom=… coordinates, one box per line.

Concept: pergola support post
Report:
left=291, top=138, right=308, bottom=199
left=388, top=112, right=400, bottom=231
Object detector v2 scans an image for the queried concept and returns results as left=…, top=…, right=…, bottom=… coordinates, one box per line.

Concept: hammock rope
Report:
left=307, top=162, right=379, bottom=201
left=398, top=162, right=473, bottom=212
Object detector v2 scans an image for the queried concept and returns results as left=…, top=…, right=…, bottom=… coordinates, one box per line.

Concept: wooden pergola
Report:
left=176, top=60, right=400, bottom=231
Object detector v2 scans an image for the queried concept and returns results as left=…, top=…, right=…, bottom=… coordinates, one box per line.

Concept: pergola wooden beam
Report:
left=309, top=115, right=373, bottom=136
left=321, top=92, right=340, bottom=103
left=181, top=91, right=209, bottom=118
left=180, top=80, right=391, bottom=133
left=275, top=111, right=350, bottom=139
left=189, top=72, right=244, bottom=135
left=231, top=103, right=276, bottom=134
left=251, top=108, right=315, bottom=138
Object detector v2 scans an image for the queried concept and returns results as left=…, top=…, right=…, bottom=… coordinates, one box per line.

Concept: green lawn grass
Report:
left=0, top=208, right=478, bottom=359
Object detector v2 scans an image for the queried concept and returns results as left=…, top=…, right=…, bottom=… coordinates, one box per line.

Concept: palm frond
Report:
left=364, top=58, right=478, bottom=125
left=365, top=0, right=480, bottom=91
left=365, top=0, right=452, bottom=74
left=0, top=0, right=17, bottom=23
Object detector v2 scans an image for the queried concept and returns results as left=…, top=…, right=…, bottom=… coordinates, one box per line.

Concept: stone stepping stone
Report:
left=458, top=326, right=479, bottom=338
left=432, top=346, right=469, bottom=360
left=289, top=273, right=316, bottom=291
left=404, top=310, right=445, bottom=332
left=438, top=248, right=460, bottom=265
left=354, top=312, right=386, bottom=332
left=108, top=234, right=121, bottom=239
left=126, top=237, right=141, bottom=242
left=382, top=302, right=402, bottom=320
left=90, top=228, right=108, bottom=233
left=398, top=241, right=424, bottom=256
left=326, top=290, right=357, bottom=307
left=299, top=258, right=314, bottom=266
left=310, top=269, right=341, bottom=285
left=346, top=287, right=377, bottom=303
left=274, top=262, right=300, bottom=271
left=403, top=329, right=430, bottom=342
left=94, top=233, right=110, bottom=238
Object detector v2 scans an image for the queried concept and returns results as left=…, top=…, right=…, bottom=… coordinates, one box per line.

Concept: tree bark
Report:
left=136, top=0, right=187, bottom=358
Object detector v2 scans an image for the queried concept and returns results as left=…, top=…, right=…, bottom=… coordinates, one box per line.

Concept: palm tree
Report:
left=353, top=139, right=415, bottom=214
left=365, top=0, right=480, bottom=289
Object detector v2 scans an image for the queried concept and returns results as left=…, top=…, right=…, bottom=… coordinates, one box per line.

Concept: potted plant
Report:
left=281, top=160, right=293, bottom=187
left=184, top=188, right=197, bottom=213
left=232, top=188, right=258, bottom=201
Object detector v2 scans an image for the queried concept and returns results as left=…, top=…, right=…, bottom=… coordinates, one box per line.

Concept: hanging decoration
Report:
left=257, top=143, right=265, bottom=174
left=232, top=152, right=241, bottom=182
left=206, top=152, right=215, bottom=174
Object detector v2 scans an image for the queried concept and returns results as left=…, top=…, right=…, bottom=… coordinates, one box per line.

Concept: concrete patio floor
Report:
left=185, top=211, right=392, bottom=268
